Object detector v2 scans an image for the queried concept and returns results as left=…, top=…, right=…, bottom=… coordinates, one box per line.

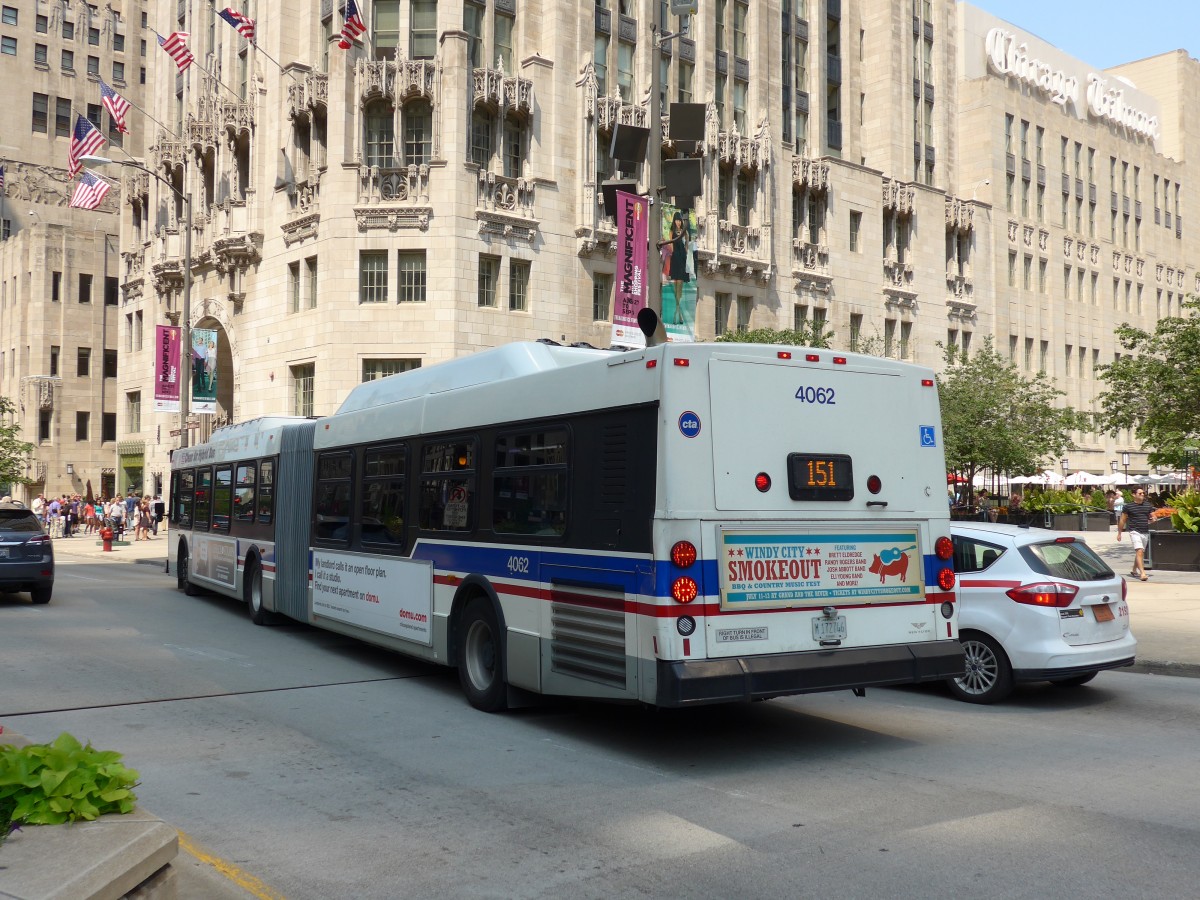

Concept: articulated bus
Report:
left=169, top=341, right=964, bottom=711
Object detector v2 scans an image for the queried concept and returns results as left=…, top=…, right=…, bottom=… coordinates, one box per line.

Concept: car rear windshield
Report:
left=1020, top=540, right=1113, bottom=581
left=0, top=510, right=42, bottom=533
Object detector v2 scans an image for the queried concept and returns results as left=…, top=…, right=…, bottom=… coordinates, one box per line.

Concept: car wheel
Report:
left=178, top=545, right=199, bottom=596
left=30, top=584, right=52, bottom=605
left=245, top=559, right=268, bottom=625
left=457, top=597, right=507, bottom=712
left=948, top=632, right=1014, bottom=704
left=1050, top=672, right=1097, bottom=687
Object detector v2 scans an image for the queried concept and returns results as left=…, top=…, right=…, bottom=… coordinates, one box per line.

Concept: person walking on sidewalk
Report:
left=1118, top=487, right=1154, bottom=581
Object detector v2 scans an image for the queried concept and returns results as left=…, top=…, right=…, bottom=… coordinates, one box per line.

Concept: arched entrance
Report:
left=191, top=317, right=235, bottom=445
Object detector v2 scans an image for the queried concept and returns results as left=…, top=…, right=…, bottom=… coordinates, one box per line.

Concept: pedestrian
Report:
left=1117, top=487, right=1154, bottom=581
left=48, top=496, right=62, bottom=537
left=110, top=496, right=126, bottom=540
left=975, top=489, right=995, bottom=522
left=84, top=499, right=96, bottom=534
left=152, top=494, right=165, bottom=537
left=31, top=493, right=45, bottom=529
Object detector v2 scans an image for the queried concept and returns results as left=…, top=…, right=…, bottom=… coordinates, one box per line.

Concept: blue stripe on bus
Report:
left=409, top=540, right=943, bottom=601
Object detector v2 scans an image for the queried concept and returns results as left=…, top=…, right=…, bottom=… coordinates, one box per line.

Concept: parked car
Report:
left=948, top=522, right=1135, bottom=703
left=0, top=500, right=54, bottom=604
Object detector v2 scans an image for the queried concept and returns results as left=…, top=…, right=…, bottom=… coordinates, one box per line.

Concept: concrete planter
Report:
left=1149, top=532, right=1200, bottom=572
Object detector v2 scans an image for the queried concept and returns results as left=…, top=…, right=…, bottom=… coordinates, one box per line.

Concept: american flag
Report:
left=217, top=8, right=255, bottom=42
left=69, top=172, right=112, bottom=210
left=99, top=79, right=131, bottom=135
left=157, top=31, right=195, bottom=72
left=0, top=164, right=5, bottom=192
left=68, top=115, right=106, bottom=178
left=338, top=0, right=366, bottom=49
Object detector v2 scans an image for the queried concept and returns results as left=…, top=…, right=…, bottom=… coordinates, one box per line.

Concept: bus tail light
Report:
left=671, top=540, right=697, bottom=568
left=676, top=615, right=696, bottom=635
left=754, top=472, right=771, bottom=492
left=934, top=536, right=954, bottom=560
left=1006, top=582, right=1077, bottom=608
left=866, top=475, right=882, bottom=494
left=937, top=567, right=956, bottom=591
left=671, top=577, right=698, bottom=603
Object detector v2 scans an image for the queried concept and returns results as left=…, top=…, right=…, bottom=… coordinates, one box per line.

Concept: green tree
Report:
left=938, top=338, right=1085, bottom=486
left=0, top=396, right=34, bottom=490
left=715, top=324, right=834, bottom=348
left=1096, top=294, right=1200, bottom=467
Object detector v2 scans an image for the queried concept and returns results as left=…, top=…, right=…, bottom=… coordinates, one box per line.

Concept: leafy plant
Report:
left=1021, top=489, right=1091, bottom=514
left=1168, top=489, right=1200, bottom=534
left=716, top=325, right=835, bottom=349
left=0, top=396, right=35, bottom=488
left=0, top=733, right=139, bottom=841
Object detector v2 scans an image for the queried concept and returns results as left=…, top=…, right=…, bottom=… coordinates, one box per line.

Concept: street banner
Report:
left=611, top=190, right=649, bottom=349
left=660, top=202, right=698, bottom=343
left=191, top=327, right=218, bottom=414
left=154, top=325, right=181, bottom=413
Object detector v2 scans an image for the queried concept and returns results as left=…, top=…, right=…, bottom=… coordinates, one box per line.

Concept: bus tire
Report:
left=245, top=558, right=268, bottom=625
left=178, top=544, right=199, bottom=596
left=457, top=597, right=508, bottom=713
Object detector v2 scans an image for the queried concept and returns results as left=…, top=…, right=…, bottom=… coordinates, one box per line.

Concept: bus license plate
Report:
left=812, top=615, right=847, bottom=642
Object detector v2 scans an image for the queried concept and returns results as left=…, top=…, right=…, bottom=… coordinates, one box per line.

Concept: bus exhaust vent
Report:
left=550, top=593, right=627, bottom=689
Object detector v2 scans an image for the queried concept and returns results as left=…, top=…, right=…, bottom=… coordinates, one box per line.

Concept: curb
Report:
left=1126, top=660, right=1200, bottom=679
left=0, top=728, right=179, bottom=900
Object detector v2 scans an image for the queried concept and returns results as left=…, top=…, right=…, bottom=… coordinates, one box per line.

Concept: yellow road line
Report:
left=177, top=830, right=287, bottom=900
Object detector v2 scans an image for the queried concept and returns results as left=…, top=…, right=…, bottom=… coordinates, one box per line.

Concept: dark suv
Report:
left=0, top=501, right=54, bottom=604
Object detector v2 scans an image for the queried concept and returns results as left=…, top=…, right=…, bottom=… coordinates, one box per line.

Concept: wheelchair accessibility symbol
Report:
left=920, top=426, right=937, bottom=448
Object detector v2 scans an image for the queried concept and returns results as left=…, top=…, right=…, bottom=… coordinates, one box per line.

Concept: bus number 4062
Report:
left=507, top=555, right=530, bottom=575
left=795, top=386, right=836, bottom=404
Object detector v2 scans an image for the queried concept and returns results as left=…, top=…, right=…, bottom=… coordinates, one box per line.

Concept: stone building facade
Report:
left=3, top=1, right=1197, bottom=501
left=0, top=0, right=147, bottom=501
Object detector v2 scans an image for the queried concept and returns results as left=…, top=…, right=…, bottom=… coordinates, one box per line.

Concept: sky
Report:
left=969, top=0, right=1199, bottom=69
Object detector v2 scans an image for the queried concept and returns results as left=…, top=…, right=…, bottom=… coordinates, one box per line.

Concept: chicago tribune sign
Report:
left=984, top=27, right=1159, bottom=142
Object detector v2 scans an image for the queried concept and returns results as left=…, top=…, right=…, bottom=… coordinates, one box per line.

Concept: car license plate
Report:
left=1092, top=604, right=1115, bottom=623
left=812, top=615, right=847, bottom=642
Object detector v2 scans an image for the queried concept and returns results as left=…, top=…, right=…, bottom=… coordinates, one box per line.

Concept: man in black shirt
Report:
left=1118, top=488, right=1154, bottom=580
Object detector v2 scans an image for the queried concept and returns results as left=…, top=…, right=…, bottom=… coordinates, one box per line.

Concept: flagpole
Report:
left=123, top=95, right=180, bottom=140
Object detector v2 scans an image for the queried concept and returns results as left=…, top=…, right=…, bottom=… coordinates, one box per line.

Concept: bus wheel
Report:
left=457, top=597, right=507, bottom=712
left=245, top=559, right=268, bottom=625
left=178, top=545, right=199, bottom=596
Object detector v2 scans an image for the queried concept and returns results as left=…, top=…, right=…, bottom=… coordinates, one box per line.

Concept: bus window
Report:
left=418, top=440, right=475, bottom=532
left=315, top=452, right=352, bottom=542
left=234, top=463, right=256, bottom=523
left=493, top=428, right=568, bottom=536
left=360, top=445, right=406, bottom=547
left=175, top=470, right=195, bottom=528
left=212, top=466, right=233, bottom=532
left=257, top=460, right=274, bottom=524
left=193, top=468, right=212, bottom=530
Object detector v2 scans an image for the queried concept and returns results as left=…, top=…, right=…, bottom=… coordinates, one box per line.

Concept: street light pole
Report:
left=80, top=155, right=193, bottom=449
left=1122, top=450, right=1131, bottom=483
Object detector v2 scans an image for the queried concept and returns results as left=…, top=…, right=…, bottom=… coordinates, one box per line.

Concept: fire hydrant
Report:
left=100, top=526, right=114, bottom=552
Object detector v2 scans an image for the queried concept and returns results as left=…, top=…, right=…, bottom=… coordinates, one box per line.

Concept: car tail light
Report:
left=670, top=540, right=697, bottom=568
left=937, top=567, right=956, bottom=591
left=1006, top=582, right=1078, bottom=608
left=934, top=536, right=953, bottom=560
left=1121, top=579, right=1128, bottom=601
left=671, top=577, right=698, bottom=603
left=24, top=535, right=51, bottom=558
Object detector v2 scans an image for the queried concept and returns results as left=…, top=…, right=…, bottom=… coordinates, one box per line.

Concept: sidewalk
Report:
left=49, top=525, right=170, bottom=569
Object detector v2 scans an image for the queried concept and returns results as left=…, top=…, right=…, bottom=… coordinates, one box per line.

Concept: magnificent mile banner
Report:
left=154, top=325, right=181, bottom=413
left=191, top=328, right=218, bottom=414
left=611, top=190, right=649, bottom=349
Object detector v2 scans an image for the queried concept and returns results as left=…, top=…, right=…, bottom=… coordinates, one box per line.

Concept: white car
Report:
left=948, top=523, right=1136, bottom=703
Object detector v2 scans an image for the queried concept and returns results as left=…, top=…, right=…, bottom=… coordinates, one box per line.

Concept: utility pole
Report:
left=645, top=2, right=668, bottom=346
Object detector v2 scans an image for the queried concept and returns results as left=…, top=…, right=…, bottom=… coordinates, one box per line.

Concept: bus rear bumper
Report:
left=654, top=641, right=966, bottom=707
